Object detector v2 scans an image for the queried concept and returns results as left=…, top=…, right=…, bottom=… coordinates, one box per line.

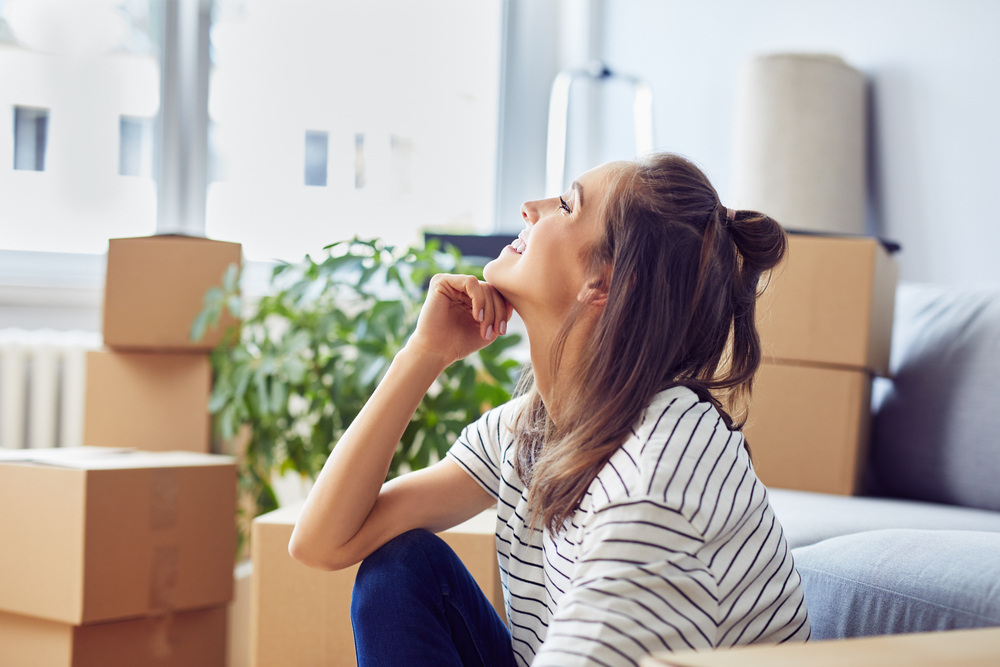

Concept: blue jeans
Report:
left=351, top=529, right=517, bottom=667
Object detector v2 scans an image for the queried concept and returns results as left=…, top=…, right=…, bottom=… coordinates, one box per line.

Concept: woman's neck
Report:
left=523, top=307, right=597, bottom=422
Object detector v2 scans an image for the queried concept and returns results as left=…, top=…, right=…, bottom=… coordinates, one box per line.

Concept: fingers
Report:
left=502, top=297, right=514, bottom=334
left=481, top=283, right=511, bottom=342
left=454, top=275, right=486, bottom=339
left=464, top=276, right=497, bottom=341
left=437, top=274, right=512, bottom=342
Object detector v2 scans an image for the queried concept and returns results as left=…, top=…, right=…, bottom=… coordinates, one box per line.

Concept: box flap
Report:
left=111, top=234, right=241, bottom=247
left=785, top=228, right=901, bottom=254
left=0, top=447, right=233, bottom=470
left=0, top=447, right=133, bottom=463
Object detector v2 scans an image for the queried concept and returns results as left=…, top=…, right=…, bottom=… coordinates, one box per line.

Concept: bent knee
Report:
left=351, top=530, right=445, bottom=616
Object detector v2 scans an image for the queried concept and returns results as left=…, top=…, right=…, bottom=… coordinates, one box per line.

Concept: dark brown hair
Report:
left=514, top=153, right=787, bottom=535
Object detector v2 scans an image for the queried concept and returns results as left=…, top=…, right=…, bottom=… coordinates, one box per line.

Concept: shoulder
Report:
left=451, top=395, right=528, bottom=471
left=631, top=386, right=704, bottom=439
left=461, top=394, right=527, bottom=443
left=591, top=387, right=746, bottom=525
left=448, top=395, right=530, bottom=496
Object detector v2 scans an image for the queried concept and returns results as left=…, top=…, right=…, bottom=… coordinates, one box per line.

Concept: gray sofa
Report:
left=768, top=283, right=1000, bottom=639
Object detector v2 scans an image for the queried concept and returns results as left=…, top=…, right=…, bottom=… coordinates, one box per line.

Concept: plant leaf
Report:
left=190, top=309, right=211, bottom=343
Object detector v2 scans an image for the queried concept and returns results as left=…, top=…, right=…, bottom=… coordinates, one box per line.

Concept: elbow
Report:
left=287, top=532, right=352, bottom=572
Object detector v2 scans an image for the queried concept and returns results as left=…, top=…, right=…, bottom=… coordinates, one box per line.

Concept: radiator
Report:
left=0, top=329, right=103, bottom=450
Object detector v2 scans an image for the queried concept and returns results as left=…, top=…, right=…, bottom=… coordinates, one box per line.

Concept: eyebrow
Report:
left=572, top=181, right=583, bottom=209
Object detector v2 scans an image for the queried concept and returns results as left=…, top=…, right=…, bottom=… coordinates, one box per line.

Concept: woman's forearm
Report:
left=288, top=345, right=449, bottom=569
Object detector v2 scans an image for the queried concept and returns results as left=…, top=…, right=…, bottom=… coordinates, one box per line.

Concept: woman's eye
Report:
left=559, top=196, right=572, bottom=213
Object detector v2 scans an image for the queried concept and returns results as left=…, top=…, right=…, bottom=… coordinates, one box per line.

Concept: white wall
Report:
left=595, top=0, right=1000, bottom=285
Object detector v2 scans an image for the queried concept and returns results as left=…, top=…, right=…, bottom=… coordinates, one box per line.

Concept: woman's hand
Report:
left=406, top=273, right=513, bottom=366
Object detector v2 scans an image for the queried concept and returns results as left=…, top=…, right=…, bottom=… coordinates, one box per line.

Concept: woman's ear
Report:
left=578, top=266, right=612, bottom=307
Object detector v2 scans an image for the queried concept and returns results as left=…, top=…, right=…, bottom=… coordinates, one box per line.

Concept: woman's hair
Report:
left=514, top=152, right=787, bottom=535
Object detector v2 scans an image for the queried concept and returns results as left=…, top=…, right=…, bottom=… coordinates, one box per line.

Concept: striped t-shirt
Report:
left=446, top=386, right=810, bottom=667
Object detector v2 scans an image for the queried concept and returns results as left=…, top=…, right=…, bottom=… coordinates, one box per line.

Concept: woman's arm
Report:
left=288, top=274, right=511, bottom=571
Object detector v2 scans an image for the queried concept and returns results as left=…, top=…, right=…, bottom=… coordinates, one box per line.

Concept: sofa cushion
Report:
left=768, top=488, right=1000, bottom=549
left=869, top=283, right=1000, bottom=511
left=793, top=529, right=1000, bottom=639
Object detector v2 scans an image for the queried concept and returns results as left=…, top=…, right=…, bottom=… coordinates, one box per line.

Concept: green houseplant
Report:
left=192, top=238, right=522, bottom=546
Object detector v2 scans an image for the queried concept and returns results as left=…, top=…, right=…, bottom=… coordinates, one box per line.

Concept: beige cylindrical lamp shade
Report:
left=732, top=54, right=867, bottom=234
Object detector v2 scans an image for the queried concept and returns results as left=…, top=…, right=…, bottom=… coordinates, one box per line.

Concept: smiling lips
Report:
left=509, top=232, right=527, bottom=255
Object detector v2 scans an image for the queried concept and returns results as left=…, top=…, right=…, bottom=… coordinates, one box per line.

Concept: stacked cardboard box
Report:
left=250, top=504, right=503, bottom=667
left=744, top=233, right=898, bottom=495
left=85, top=235, right=242, bottom=453
left=0, top=448, right=236, bottom=666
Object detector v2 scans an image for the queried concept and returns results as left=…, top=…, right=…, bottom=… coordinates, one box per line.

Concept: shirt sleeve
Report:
left=446, top=402, right=513, bottom=499
left=532, top=497, right=717, bottom=667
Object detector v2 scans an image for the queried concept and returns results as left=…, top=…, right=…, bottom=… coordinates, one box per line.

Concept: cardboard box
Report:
left=251, top=505, right=503, bottom=667
left=0, top=448, right=236, bottom=624
left=103, top=235, right=241, bottom=351
left=639, top=626, right=1000, bottom=666
left=0, top=605, right=227, bottom=667
left=756, top=234, right=898, bottom=375
left=743, top=362, right=872, bottom=495
left=84, top=349, right=211, bottom=453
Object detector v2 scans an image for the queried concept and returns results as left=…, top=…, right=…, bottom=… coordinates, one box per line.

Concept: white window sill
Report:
left=0, top=248, right=276, bottom=331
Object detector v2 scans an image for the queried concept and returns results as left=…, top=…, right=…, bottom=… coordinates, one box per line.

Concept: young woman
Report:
left=289, top=153, right=810, bottom=666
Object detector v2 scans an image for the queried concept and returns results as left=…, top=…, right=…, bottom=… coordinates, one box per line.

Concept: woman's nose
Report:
left=520, top=199, right=544, bottom=225
left=520, top=202, right=535, bottom=225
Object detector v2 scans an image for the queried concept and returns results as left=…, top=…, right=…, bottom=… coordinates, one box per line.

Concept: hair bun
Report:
left=724, top=209, right=786, bottom=275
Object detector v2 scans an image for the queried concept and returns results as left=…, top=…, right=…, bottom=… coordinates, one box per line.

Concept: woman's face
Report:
left=484, top=161, right=624, bottom=321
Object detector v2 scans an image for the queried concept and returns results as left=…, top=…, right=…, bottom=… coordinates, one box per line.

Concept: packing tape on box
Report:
left=150, top=469, right=180, bottom=619
left=150, top=546, right=179, bottom=612
left=151, top=611, right=177, bottom=660
left=150, top=468, right=179, bottom=530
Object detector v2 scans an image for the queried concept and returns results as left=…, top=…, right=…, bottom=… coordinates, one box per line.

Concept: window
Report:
left=0, top=0, right=504, bottom=261
left=119, top=115, right=154, bottom=177
left=354, top=133, right=366, bottom=190
left=304, top=130, right=328, bottom=187
left=0, top=0, right=158, bottom=255
left=206, top=0, right=504, bottom=262
left=13, top=106, right=47, bottom=171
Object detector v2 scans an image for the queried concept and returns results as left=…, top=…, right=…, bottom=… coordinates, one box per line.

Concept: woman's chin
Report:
left=483, top=257, right=504, bottom=285
left=483, top=264, right=517, bottom=306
